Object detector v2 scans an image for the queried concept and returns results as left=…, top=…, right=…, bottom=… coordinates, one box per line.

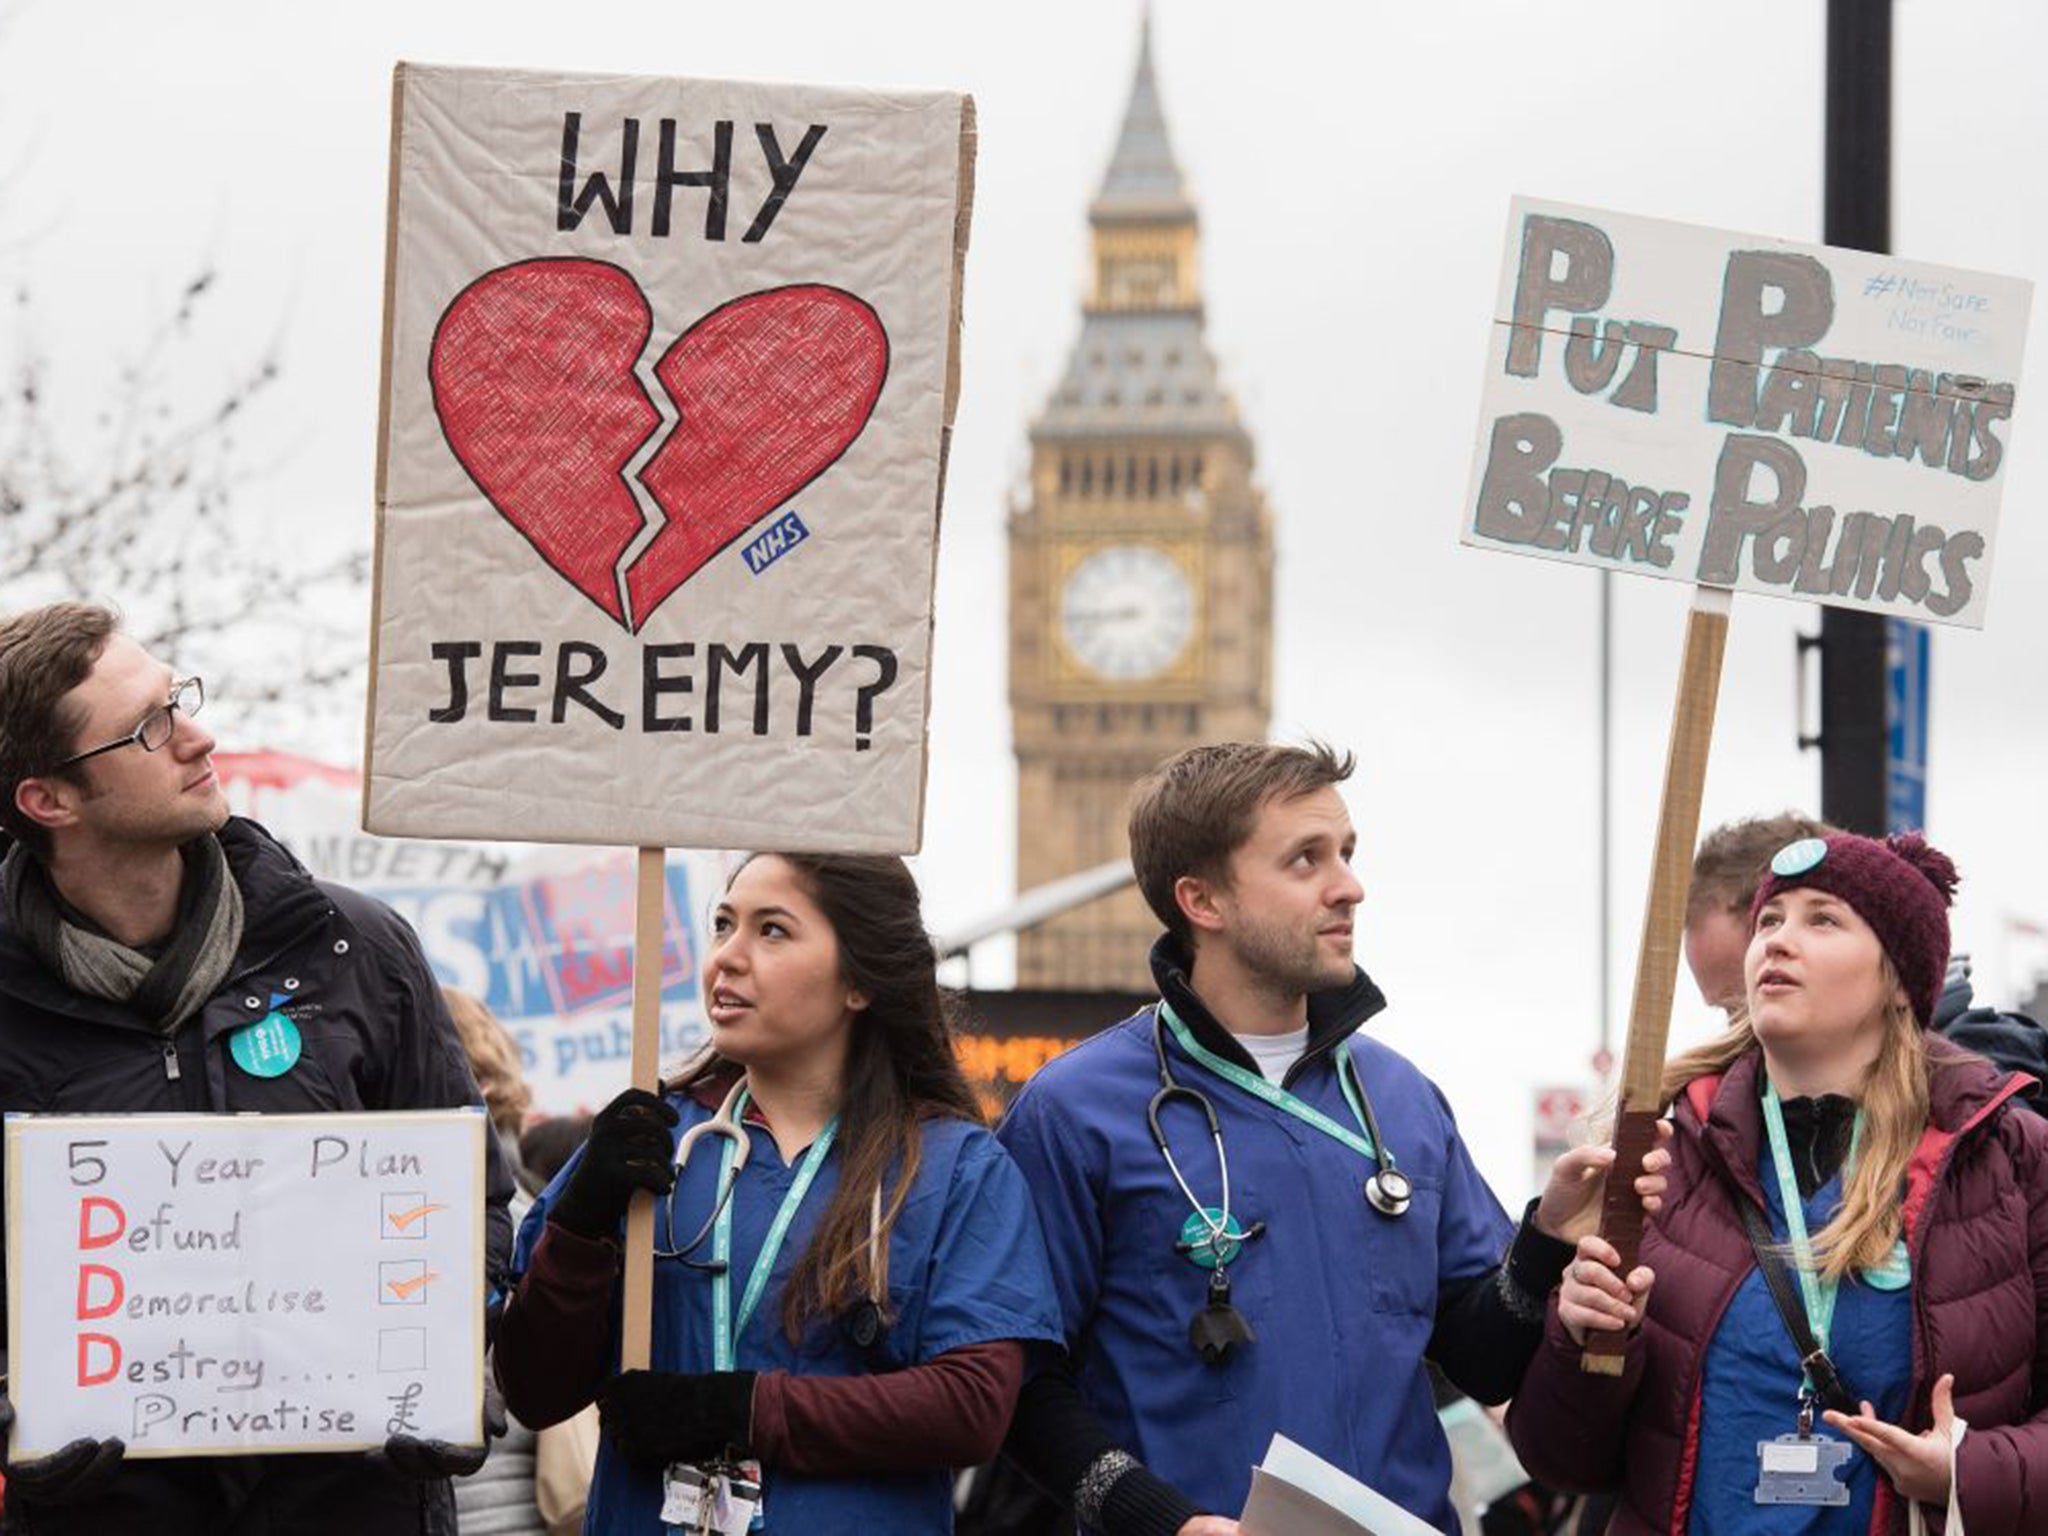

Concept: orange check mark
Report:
left=386, top=1269, right=441, bottom=1302
left=387, top=1202, right=446, bottom=1233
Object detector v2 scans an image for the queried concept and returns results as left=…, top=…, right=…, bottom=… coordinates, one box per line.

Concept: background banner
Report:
left=222, top=753, right=715, bottom=1114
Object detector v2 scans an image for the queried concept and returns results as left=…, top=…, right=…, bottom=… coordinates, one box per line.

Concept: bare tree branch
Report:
left=0, top=263, right=368, bottom=752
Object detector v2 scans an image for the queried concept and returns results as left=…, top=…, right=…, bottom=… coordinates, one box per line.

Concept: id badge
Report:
left=733, top=1457, right=766, bottom=1532
left=715, top=1461, right=764, bottom=1535
left=1754, top=1434, right=1853, bottom=1506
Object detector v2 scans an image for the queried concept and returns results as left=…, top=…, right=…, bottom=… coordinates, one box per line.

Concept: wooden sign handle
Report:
left=1582, top=587, right=1731, bottom=1375
left=620, top=846, right=667, bottom=1372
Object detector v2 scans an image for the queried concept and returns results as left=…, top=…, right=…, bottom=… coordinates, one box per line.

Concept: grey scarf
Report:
left=5, top=835, right=245, bottom=1032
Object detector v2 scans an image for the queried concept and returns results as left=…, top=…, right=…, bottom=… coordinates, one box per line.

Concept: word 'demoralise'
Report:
left=1462, top=197, right=2031, bottom=627
left=6, top=1111, right=485, bottom=1458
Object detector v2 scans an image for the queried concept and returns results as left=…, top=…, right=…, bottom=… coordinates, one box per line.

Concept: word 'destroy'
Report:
left=5, top=1111, right=486, bottom=1457
left=1463, top=197, right=2032, bottom=626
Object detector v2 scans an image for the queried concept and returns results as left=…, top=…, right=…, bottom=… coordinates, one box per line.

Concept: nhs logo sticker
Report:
left=741, top=510, right=810, bottom=575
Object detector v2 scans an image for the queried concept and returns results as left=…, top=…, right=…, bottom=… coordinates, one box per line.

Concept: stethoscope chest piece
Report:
left=843, top=1297, right=886, bottom=1352
left=1366, top=1167, right=1413, bottom=1218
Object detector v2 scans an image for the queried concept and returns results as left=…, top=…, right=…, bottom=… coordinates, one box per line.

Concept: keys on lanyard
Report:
left=661, top=1459, right=764, bottom=1534
left=669, top=1099, right=839, bottom=1534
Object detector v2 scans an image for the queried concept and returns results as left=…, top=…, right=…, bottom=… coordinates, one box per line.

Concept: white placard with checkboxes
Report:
left=4, top=1108, right=488, bottom=1457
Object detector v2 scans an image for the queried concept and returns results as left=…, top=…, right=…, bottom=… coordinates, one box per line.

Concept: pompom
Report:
left=1886, top=831, right=1960, bottom=906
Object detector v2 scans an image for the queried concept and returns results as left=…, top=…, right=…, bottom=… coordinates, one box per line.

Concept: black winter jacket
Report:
left=0, top=817, right=514, bottom=1535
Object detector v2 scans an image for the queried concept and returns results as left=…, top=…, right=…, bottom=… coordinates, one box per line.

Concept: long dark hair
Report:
left=669, top=853, right=983, bottom=1339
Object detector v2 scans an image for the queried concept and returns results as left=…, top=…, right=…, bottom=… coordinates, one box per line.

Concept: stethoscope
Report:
left=654, top=1077, right=890, bottom=1352
left=1148, top=1008, right=1409, bottom=1365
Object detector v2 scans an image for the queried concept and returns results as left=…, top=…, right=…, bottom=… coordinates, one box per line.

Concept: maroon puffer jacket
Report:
left=1507, top=1038, right=2047, bottom=1535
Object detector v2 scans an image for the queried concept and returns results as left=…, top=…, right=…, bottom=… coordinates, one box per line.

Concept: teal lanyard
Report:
left=1157, top=1001, right=1390, bottom=1166
left=710, top=1089, right=841, bottom=1373
left=1759, top=1081, right=1864, bottom=1373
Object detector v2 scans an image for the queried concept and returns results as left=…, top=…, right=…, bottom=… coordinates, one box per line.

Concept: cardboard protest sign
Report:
left=1465, top=197, right=2031, bottom=626
left=1463, top=198, right=2035, bottom=1373
left=369, top=64, right=976, bottom=852
left=5, top=1111, right=485, bottom=1457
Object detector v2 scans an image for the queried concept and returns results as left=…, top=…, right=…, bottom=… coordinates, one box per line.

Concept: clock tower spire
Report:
left=1007, top=14, right=1275, bottom=991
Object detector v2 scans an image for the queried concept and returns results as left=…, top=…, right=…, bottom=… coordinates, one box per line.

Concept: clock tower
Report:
left=1009, top=17, right=1274, bottom=991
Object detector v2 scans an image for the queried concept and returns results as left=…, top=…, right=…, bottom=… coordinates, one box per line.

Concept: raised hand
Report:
left=549, top=1087, right=680, bottom=1240
left=1557, top=1233, right=1655, bottom=1347
left=1534, top=1118, right=1675, bottom=1242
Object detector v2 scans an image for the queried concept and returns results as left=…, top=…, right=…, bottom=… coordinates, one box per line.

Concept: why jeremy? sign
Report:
left=369, top=64, right=975, bottom=851
left=1464, top=197, right=2032, bottom=626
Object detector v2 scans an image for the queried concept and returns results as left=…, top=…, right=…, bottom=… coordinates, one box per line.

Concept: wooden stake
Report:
left=1581, top=587, right=1731, bottom=1375
left=620, top=846, right=667, bottom=1371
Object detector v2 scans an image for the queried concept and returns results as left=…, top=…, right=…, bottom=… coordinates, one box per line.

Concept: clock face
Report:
left=1059, top=545, right=1196, bottom=682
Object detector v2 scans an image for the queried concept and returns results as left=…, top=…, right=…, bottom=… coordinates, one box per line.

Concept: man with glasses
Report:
left=0, top=602, right=513, bottom=1534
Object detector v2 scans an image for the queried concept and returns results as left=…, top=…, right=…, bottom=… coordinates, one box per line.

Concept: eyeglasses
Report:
left=50, top=677, right=205, bottom=771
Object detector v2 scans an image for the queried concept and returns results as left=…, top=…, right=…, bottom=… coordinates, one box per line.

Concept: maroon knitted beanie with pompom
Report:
left=1749, top=831, right=1960, bottom=1027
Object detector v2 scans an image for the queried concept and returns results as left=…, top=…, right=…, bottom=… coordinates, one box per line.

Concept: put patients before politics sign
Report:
left=1465, top=197, right=2032, bottom=626
left=369, top=64, right=975, bottom=851
left=5, top=1111, right=487, bottom=1458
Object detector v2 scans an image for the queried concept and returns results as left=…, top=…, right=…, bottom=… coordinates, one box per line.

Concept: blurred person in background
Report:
left=519, top=1112, right=594, bottom=1198
left=1685, top=813, right=1836, bottom=1015
left=446, top=989, right=598, bottom=1535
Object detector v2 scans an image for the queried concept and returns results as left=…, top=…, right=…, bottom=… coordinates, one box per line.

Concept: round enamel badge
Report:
left=1771, top=838, right=1828, bottom=877
left=1178, top=1208, right=1250, bottom=1270
left=230, top=1012, right=303, bottom=1078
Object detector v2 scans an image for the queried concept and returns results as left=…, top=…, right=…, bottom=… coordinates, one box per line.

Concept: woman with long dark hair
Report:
left=1508, top=832, right=2048, bottom=1533
left=494, top=853, right=1062, bottom=1533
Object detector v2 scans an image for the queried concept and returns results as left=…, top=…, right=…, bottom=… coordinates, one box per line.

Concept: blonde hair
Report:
left=1661, top=962, right=1935, bottom=1284
left=442, top=988, right=532, bottom=1141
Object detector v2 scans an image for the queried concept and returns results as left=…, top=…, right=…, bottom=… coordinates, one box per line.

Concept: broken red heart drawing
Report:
left=429, top=259, right=889, bottom=631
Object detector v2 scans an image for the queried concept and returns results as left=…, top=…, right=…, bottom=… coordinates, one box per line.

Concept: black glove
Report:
left=373, top=1373, right=509, bottom=1480
left=550, top=1088, right=680, bottom=1241
left=0, top=1390, right=126, bottom=1506
left=596, top=1370, right=756, bottom=1470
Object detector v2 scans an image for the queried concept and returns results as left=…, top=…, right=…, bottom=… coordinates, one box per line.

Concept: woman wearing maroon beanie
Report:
left=1507, top=831, right=2048, bottom=1535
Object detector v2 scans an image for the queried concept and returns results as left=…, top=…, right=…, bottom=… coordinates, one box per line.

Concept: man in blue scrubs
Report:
left=999, top=742, right=1627, bottom=1536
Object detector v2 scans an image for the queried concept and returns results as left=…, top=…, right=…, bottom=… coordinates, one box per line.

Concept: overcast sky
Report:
left=7, top=0, right=2047, bottom=1198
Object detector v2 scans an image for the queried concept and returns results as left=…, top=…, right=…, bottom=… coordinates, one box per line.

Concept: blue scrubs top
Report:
left=514, top=1097, right=1064, bottom=1535
left=997, top=1007, right=1515, bottom=1532
left=1688, top=1151, right=1913, bottom=1534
